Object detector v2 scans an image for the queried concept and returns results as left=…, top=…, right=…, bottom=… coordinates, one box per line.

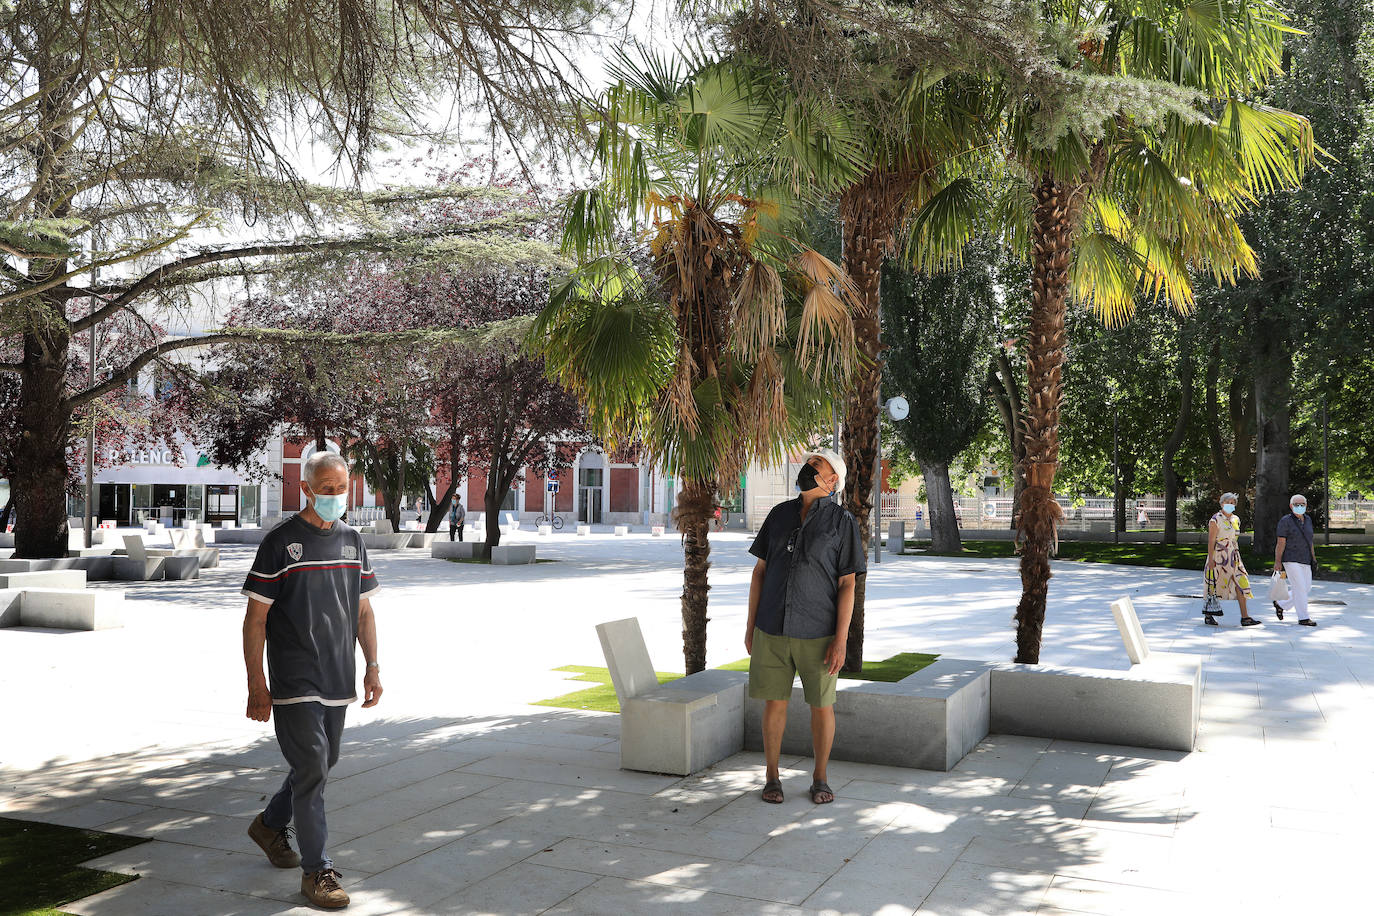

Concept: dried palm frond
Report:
left=742, top=346, right=787, bottom=458
left=730, top=258, right=785, bottom=360
left=661, top=339, right=700, bottom=435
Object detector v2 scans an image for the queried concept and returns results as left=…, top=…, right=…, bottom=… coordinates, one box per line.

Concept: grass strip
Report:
left=902, top=540, right=1374, bottom=583
left=0, top=816, right=148, bottom=916
left=536, top=652, right=941, bottom=714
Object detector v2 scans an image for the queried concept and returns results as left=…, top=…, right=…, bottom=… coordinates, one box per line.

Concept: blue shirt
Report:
left=749, top=496, right=866, bottom=639
left=1276, top=513, right=1315, bottom=565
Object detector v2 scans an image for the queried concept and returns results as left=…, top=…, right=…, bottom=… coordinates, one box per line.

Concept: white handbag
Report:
left=1268, top=571, right=1290, bottom=602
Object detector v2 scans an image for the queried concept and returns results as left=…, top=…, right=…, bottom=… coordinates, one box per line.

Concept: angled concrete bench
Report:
left=0, top=587, right=123, bottom=631
left=503, top=512, right=520, bottom=533
left=167, top=529, right=221, bottom=569
left=988, top=596, right=1202, bottom=752
left=744, top=658, right=994, bottom=771
left=361, top=519, right=412, bottom=550
left=598, top=617, right=747, bottom=776
left=432, top=540, right=490, bottom=559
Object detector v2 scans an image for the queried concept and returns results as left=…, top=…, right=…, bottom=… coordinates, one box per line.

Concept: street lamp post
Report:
left=84, top=239, right=99, bottom=550
left=1112, top=402, right=1120, bottom=546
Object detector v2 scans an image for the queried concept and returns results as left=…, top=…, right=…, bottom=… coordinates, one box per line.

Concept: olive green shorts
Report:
left=748, top=627, right=838, bottom=708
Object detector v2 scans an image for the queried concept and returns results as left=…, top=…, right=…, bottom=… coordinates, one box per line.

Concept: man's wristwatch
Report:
left=366, top=661, right=380, bottom=672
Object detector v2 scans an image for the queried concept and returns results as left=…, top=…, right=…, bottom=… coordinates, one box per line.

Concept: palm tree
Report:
left=933, top=0, right=1315, bottom=663
left=535, top=52, right=858, bottom=673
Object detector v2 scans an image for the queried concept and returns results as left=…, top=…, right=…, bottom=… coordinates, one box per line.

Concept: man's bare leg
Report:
left=762, top=699, right=788, bottom=801
left=810, top=705, right=835, bottom=802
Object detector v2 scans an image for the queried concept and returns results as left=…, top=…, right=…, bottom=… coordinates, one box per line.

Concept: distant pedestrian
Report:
left=1137, top=505, right=1149, bottom=529
left=449, top=496, right=466, bottom=542
left=745, top=447, right=864, bottom=806
left=1272, top=493, right=1318, bottom=627
left=1204, top=492, right=1259, bottom=627
left=242, top=451, right=382, bottom=909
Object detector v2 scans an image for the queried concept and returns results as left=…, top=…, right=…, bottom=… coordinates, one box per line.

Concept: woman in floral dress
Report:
left=1204, top=492, right=1260, bottom=627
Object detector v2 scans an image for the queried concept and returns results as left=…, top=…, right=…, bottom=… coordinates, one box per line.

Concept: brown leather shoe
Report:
left=248, top=813, right=300, bottom=868
left=302, top=868, right=350, bottom=909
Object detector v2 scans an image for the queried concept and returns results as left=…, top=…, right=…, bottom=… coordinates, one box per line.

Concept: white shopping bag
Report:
left=1268, top=571, right=1290, bottom=603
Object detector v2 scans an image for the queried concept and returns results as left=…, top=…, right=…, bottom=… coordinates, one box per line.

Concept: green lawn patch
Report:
left=536, top=652, right=941, bottom=713
left=901, top=540, right=1374, bottom=583
left=0, top=816, right=148, bottom=916
left=532, top=664, right=680, bottom=713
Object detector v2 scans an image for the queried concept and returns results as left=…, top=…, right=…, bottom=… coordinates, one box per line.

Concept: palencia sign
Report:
left=107, top=447, right=178, bottom=466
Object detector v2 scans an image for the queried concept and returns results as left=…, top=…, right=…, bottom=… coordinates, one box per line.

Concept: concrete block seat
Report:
left=597, top=617, right=748, bottom=776
left=432, top=540, right=490, bottom=560
left=0, top=587, right=123, bottom=631
left=614, top=525, right=629, bottom=536
left=0, top=569, right=87, bottom=590
left=989, top=597, right=1201, bottom=752
left=887, top=520, right=906, bottom=554
left=213, top=527, right=268, bottom=545
left=491, top=544, right=536, bottom=565
left=408, top=532, right=437, bottom=548
left=744, top=658, right=994, bottom=771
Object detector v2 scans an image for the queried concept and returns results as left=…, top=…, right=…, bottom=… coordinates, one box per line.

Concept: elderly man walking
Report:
left=242, top=451, right=382, bottom=909
left=1273, top=493, right=1319, bottom=627
left=744, top=447, right=865, bottom=805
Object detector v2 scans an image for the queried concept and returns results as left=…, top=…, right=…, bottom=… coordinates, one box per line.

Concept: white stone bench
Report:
left=743, top=658, right=994, bottom=771
left=597, top=617, right=748, bottom=776
left=502, top=512, right=520, bottom=533
left=538, top=525, right=552, bottom=536
left=0, top=569, right=87, bottom=590
left=0, top=587, right=123, bottom=631
left=651, top=526, right=665, bottom=537
left=119, top=535, right=200, bottom=580
left=433, top=541, right=489, bottom=560
left=614, top=525, right=629, bottom=536
left=576, top=525, right=590, bottom=536
left=988, top=596, right=1201, bottom=752
left=491, top=544, right=536, bottom=565
left=213, top=527, right=268, bottom=544
left=887, top=520, right=905, bottom=554
left=408, top=532, right=437, bottom=548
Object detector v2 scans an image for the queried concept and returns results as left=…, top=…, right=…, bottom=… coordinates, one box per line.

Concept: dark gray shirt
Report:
left=749, top=496, right=866, bottom=639
left=1276, top=513, right=1315, bottom=566
left=242, top=515, right=380, bottom=706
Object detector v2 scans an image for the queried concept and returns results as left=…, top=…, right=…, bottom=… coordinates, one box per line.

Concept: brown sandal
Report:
left=809, top=780, right=834, bottom=804
left=761, top=779, right=783, bottom=804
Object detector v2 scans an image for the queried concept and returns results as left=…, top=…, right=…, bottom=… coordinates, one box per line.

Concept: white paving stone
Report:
left=0, top=537, right=1370, bottom=914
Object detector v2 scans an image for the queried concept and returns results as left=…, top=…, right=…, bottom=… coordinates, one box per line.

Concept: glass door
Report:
left=578, top=468, right=603, bottom=523
left=206, top=485, right=239, bottom=525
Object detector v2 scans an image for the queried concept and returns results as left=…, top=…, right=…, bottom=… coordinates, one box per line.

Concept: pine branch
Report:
left=63, top=332, right=258, bottom=410
left=68, top=219, right=530, bottom=334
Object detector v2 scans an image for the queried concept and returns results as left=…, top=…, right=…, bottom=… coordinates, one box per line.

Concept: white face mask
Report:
left=1222, top=503, right=1236, bottom=515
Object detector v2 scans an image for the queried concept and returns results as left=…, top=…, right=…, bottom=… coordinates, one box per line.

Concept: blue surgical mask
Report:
left=1292, top=505, right=1306, bottom=516
left=1222, top=504, right=1236, bottom=515
left=310, top=492, right=347, bottom=523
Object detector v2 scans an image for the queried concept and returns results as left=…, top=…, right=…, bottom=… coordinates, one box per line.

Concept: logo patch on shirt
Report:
left=286, top=542, right=303, bottom=562
left=341, top=545, right=357, bottom=560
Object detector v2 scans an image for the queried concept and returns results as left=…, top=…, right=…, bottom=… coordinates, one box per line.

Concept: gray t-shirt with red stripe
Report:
left=242, top=515, right=380, bottom=706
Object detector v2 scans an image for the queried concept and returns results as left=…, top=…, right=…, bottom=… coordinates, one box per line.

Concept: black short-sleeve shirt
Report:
left=1276, top=513, right=1315, bottom=565
left=749, top=496, right=866, bottom=639
left=242, top=515, right=380, bottom=706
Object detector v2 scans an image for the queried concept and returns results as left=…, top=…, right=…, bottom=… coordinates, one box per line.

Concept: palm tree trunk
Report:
left=674, top=480, right=714, bottom=674
left=1014, top=175, right=1082, bottom=665
left=839, top=167, right=917, bottom=672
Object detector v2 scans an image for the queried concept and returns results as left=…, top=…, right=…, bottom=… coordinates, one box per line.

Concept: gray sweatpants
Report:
left=263, top=702, right=347, bottom=873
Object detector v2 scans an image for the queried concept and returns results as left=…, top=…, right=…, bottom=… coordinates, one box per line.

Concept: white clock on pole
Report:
left=885, top=396, right=910, bottom=421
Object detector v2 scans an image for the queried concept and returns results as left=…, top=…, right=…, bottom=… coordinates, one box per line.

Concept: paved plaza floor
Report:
left=2, top=530, right=1372, bottom=914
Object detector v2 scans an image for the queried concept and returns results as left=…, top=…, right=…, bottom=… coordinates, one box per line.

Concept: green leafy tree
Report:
left=881, top=243, right=1000, bottom=552
left=0, top=0, right=598, bottom=557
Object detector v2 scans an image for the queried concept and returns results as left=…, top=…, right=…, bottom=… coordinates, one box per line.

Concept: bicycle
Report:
left=535, top=513, right=564, bottom=530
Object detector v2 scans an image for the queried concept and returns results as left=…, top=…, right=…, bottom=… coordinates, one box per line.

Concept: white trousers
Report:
left=1278, top=561, right=1313, bottom=621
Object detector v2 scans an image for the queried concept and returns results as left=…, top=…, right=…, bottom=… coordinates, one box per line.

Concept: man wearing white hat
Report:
left=744, top=447, right=865, bottom=805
